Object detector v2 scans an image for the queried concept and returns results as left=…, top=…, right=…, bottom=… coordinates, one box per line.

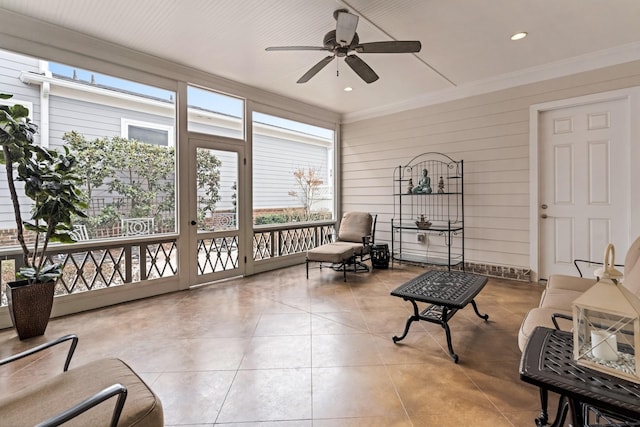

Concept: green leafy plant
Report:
left=0, top=94, right=87, bottom=282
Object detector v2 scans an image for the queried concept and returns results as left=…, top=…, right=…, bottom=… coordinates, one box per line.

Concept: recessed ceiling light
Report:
left=510, top=32, right=528, bottom=41
left=344, top=86, right=353, bottom=92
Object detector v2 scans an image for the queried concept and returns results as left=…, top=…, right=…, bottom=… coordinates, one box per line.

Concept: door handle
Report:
left=541, top=214, right=548, bottom=219
left=190, top=220, right=197, bottom=225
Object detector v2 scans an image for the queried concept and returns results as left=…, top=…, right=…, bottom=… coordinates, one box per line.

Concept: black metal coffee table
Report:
left=520, top=327, right=640, bottom=427
left=390, top=270, right=489, bottom=363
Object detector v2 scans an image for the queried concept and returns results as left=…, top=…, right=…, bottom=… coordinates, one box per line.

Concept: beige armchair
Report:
left=306, top=212, right=376, bottom=281
left=0, top=334, right=163, bottom=426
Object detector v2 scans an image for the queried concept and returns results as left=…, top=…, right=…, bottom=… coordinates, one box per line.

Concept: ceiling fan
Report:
left=265, top=8, right=421, bottom=84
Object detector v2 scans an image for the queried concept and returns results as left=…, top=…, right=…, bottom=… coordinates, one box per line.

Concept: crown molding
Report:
left=341, top=40, right=640, bottom=123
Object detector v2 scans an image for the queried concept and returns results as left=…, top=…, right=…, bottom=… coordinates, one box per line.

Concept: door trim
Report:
left=529, top=87, right=639, bottom=282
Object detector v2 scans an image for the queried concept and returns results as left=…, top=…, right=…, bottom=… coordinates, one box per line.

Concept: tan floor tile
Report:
left=312, top=415, right=413, bottom=426
left=217, top=368, right=312, bottom=423
left=254, top=313, right=311, bottom=336
left=312, top=334, right=383, bottom=367
left=240, top=335, right=311, bottom=369
left=312, top=366, right=405, bottom=419
left=311, top=312, right=368, bottom=335
left=152, top=370, right=236, bottom=425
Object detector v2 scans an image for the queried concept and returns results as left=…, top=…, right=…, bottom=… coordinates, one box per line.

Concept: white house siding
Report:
left=341, top=59, right=640, bottom=279
left=253, top=134, right=329, bottom=211
left=48, top=94, right=174, bottom=145
left=0, top=52, right=41, bottom=230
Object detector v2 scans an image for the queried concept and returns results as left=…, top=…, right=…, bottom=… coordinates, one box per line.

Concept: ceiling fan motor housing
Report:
left=323, top=30, right=359, bottom=52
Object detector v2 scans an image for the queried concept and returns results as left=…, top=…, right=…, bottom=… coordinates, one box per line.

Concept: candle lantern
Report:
left=572, top=243, right=640, bottom=383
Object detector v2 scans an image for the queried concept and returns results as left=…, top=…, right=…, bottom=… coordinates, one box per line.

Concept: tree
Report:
left=196, top=148, right=222, bottom=223
left=288, top=167, right=323, bottom=221
left=65, top=133, right=223, bottom=235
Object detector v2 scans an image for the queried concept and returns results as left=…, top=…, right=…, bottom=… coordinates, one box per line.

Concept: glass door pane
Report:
left=192, top=144, right=242, bottom=283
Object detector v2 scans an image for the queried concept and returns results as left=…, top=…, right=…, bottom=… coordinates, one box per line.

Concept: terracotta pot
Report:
left=7, top=279, right=56, bottom=340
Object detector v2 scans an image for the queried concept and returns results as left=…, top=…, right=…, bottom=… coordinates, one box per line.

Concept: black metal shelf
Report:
left=391, top=152, right=464, bottom=271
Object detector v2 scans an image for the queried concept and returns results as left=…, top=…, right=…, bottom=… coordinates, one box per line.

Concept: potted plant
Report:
left=0, top=93, right=87, bottom=339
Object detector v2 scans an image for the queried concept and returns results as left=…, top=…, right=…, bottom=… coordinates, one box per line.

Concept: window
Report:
left=187, top=85, right=244, bottom=139
left=252, top=112, right=335, bottom=225
left=122, top=119, right=174, bottom=146
left=0, top=50, right=177, bottom=243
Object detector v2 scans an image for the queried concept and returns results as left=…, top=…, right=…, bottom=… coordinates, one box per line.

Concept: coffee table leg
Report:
left=470, top=300, right=489, bottom=321
left=392, top=300, right=420, bottom=343
left=440, top=307, right=459, bottom=363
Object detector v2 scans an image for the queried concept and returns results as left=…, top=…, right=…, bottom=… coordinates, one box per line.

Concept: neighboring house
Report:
left=0, top=50, right=334, bottom=237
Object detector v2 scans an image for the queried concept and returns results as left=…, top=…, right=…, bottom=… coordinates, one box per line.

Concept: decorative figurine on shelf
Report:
left=411, top=169, right=432, bottom=194
left=437, top=176, right=445, bottom=193
left=415, top=214, right=432, bottom=229
left=407, top=178, right=413, bottom=194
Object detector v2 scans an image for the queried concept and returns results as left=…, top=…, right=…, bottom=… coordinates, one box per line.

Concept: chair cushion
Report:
left=331, top=241, right=370, bottom=256
left=307, top=244, right=354, bottom=264
left=0, top=358, right=163, bottom=427
left=337, top=212, right=372, bottom=243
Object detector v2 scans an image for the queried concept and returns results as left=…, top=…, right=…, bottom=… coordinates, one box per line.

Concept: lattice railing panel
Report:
left=197, top=236, right=239, bottom=275
left=253, top=232, right=272, bottom=260
left=0, top=236, right=178, bottom=306
left=146, top=242, right=178, bottom=279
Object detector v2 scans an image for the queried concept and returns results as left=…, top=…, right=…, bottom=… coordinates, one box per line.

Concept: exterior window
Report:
left=252, top=112, right=335, bottom=225
left=122, top=119, right=174, bottom=146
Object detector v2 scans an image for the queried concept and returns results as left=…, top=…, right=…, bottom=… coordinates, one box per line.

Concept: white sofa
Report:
left=518, top=236, right=640, bottom=352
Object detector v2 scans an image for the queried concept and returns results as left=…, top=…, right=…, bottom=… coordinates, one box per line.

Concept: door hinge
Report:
left=244, top=256, right=247, bottom=263
left=244, top=158, right=246, bottom=165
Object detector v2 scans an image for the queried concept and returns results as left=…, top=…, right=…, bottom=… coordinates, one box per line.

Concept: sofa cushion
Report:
left=546, top=274, right=595, bottom=292
left=0, top=358, right=163, bottom=427
left=538, top=288, right=585, bottom=312
left=518, top=307, right=573, bottom=352
left=622, top=236, right=640, bottom=296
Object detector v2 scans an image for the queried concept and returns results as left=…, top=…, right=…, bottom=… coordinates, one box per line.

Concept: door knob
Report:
left=190, top=220, right=197, bottom=225
left=541, top=204, right=548, bottom=209
left=541, top=214, right=548, bottom=219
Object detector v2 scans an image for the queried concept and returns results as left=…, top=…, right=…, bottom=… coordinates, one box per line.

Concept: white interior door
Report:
left=539, top=98, right=630, bottom=279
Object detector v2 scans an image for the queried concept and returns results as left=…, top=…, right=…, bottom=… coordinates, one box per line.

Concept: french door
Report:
left=188, top=137, right=245, bottom=285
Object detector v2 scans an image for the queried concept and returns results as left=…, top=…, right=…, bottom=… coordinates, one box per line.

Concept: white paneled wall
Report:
left=341, top=60, right=640, bottom=276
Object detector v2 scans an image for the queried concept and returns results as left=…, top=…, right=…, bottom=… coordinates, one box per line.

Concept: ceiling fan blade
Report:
left=344, top=55, right=379, bottom=84
left=355, top=41, right=422, bottom=53
left=266, top=46, right=328, bottom=52
left=335, top=11, right=358, bottom=45
left=297, top=55, right=335, bottom=83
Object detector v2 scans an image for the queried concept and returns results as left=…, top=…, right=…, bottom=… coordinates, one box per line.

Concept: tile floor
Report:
left=0, top=263, right=549, bottom=426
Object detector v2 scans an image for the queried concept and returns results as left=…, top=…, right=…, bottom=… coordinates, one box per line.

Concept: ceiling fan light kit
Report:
left=266, top=8, right=421, bottom=84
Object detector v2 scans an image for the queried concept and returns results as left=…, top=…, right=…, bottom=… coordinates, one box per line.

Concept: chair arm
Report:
left=573, top=259, right=624, bottom=278
left=361, top=235, right=372, bottom=246
left=0, top=334, right=78, bottom=372
left=35, top=383, right=128, bottom=427
left=551, top=313, right=573, bottom=330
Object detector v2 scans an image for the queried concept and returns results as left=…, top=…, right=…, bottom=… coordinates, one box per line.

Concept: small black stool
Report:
left=371, top=244, right=390, bottom=269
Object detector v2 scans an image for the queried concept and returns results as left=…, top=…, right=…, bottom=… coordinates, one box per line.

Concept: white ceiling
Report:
left=1, top=0, right=640, bottom=121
